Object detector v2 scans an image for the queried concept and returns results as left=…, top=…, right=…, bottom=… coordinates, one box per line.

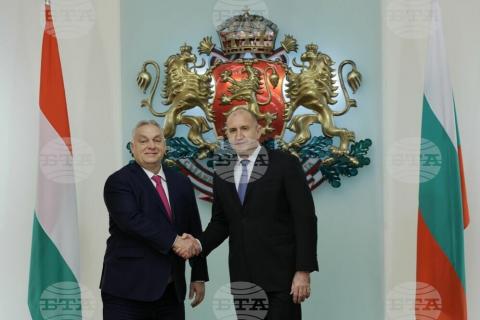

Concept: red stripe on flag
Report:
left=39, top=5, right=72, bottom=153
left=457, top=146, right=470, bottom=228
left=417, top=211, right=467, bottom=320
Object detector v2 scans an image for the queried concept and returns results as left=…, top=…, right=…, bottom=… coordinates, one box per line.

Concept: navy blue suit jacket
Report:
left=100, top=161, right=208, bottom=302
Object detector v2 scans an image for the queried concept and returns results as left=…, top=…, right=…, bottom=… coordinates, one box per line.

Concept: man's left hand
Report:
left=290, top=271, right=311, bottom=304
left=189, top=281, right=205, bottom=307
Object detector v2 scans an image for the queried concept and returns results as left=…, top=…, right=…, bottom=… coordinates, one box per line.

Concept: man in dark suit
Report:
left=197, top=107, right=318, bottom=320
left=100, top=120, right=208, bottom=320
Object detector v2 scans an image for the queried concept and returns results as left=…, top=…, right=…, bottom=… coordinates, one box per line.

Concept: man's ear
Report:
left=256, top=124, right=262, bottom=139
left=223, top=127, right=231, bottom=141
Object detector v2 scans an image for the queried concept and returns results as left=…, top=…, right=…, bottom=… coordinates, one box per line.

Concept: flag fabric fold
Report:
left=28, top=4, right=82, bottom=319
left=416, top=1, right=469, bottom=319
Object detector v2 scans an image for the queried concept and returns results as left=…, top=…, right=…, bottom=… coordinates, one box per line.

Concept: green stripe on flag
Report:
left=28, top=213, right=79, bottom=319
left=453, top=99, right=461, bottom=146
left=419, top=96, right=466, bottom=288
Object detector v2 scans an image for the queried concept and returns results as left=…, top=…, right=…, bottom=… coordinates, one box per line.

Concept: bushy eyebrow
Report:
left=136, top=134, right=163, bottom=140
left=227, top=125, right=250, bottom=131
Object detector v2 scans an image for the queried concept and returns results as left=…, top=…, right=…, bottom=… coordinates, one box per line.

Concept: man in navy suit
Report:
left=100, top=120, right=208, bottom=320
left=197, top=107, right=318, bottom=320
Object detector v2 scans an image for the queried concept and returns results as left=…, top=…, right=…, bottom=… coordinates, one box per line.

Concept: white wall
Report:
left=383, top=0, right=479, bottom=318
left=0, top=0, right=41, bottom=317
left=0, top=0, right=121, bottom=318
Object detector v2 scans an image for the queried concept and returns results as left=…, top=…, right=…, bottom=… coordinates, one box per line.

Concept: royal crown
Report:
left=305, top=43, right=318, bottom=53
left=180, top=43, right=192, bottom=54
left=216, top=11, right=278, bottom=56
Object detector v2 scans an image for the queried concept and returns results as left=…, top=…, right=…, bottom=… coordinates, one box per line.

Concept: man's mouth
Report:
left=233, top=140, right=247, bottom=146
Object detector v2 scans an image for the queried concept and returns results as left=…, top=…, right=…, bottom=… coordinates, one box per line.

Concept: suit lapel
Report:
left=219, top=146, right=271, bottom=208
left=163, top=167, right=178, bottom=225
left=216, top=146, right=270, bottom=208
left=216, top=159, right=243, bottom=208
left=243, top=146, right=269, bottom=205
left=229, top=180, right=243, bottom=208
left=130, top=162, right=173, bottom=224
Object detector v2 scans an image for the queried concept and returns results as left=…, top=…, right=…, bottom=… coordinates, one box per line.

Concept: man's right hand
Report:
left=172, top=234, right=201, bottom=259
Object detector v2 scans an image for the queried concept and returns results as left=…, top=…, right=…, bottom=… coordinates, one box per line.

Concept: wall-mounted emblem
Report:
left=135, top=11, right=371, bottom=199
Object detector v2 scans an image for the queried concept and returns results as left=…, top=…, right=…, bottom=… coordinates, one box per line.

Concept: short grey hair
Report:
left=131, top=119, right=163, bottom=139
left=223, top=106, right=259, bottom=133
left=224, top=106, right=258, bottom=122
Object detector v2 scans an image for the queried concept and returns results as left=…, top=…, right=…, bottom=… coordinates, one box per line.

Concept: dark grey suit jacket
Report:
left=201, top=147, right=318, bottom=292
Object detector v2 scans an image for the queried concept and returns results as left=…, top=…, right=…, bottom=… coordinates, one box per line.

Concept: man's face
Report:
left=131, top=124, right=166, bottom=170
left=225, top=110, right=261, bottom=157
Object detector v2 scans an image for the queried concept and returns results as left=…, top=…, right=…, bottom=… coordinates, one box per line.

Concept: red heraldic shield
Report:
left=211, top=59, right=287, bottom=142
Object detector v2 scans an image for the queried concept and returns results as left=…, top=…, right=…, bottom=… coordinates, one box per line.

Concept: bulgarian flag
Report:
left=416, top=0, right=470, bottom=319
left=28, top=2, right=82, bottom=319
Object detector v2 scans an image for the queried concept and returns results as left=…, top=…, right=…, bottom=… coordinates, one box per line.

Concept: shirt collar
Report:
left=142, top=165, right=166, bottom=181
left=237, top=144, right=262, bottom=165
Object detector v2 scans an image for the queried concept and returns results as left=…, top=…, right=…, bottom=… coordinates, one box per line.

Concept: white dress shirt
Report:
left=142, top=165, right=204, bottom=266
left=234, top=144, right=262, bottom=190
left=142, top=166, right=171, bottom=207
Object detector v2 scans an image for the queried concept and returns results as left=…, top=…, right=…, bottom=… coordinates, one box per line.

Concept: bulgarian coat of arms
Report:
left=135, top=12, right=371, bottom=200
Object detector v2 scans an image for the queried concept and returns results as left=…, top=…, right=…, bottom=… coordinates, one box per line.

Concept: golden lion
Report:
left=137, top=44, right=217, bottom=159
left=281, top=44, right=361, bottom=164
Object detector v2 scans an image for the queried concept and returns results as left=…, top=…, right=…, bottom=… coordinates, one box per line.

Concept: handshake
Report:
left=173, top=233, right=202, bottom=259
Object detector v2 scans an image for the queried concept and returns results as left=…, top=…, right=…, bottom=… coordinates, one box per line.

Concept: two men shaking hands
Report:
left=101, top=108, right=318, bottom=320
left=172, top=233, right=201, bottom=259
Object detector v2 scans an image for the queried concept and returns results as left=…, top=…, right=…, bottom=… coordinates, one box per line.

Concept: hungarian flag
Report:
left=416, top=1, right=470, bottom=319
left=28, top=3, right=82, bottom=319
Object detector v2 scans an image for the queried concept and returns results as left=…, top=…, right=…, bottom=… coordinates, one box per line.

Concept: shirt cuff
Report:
left=171, top=235, right=179, bottom=249
left=195, top=239, right=203, bottom=252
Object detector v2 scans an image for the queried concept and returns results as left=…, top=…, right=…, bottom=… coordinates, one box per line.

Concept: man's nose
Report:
left=147, top=140, right=156, bottom=148
left=235, top=130, right=243, bottom=140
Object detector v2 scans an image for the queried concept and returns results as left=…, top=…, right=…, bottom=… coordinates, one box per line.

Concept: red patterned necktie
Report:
left=151, top=175, right=172, bottom=222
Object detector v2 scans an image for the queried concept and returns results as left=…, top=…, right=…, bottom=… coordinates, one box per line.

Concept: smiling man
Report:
left=100, top=120, right=208, bottom=320
left=198, top=107, right=318, bottom=320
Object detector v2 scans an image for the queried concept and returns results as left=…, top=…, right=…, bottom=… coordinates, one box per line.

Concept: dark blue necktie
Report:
left=237, top=159, right=250, bottom=204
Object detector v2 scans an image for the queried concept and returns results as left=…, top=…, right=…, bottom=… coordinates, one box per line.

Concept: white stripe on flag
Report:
left=36, top=111, right=81, bottom=278
left=423, top=0, right=457, bottom=149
